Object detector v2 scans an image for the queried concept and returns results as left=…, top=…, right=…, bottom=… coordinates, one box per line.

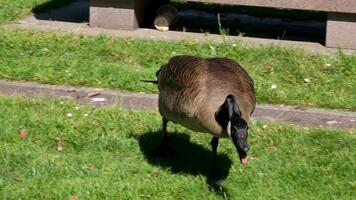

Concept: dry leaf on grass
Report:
left=266, top=146, right=274, bottom=152
left=19, top=129, right=29, bottom=139
left=91, top=98, right=106, bottom=102
left=57, top=139, right=64, bottom=151
left=14, top=176, right=22, bottom=181
left=83, top=164, right=94, bottom=171
left=87, top=92, right=101, bottom=97
left=69, top=196, right=78, bottom=200
left=150, top=172, right=161, bottom=178
left=303, top=78, right=312, bottom=83
left=294, top=106, right=307, bottom=110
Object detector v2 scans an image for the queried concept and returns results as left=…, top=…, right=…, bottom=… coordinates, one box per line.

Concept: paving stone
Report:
left=0, top=80, right=355, bottom=129
left=122, top=94, right=158, bottom=110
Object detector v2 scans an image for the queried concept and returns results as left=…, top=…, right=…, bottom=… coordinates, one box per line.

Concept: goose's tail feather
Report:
left=141, top=80, right=158, bottom=84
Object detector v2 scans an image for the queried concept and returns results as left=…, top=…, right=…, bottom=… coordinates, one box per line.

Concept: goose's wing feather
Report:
left=206, top=58, right=256, bottom=115
left=157, top=55, right=208, bottom=89
left=206, top=58, right=254, bottom=93
left=156, top=55, right=210, bottom=132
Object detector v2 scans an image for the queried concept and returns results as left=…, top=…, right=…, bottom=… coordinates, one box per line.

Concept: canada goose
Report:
left=155, top=55, right=256, bottom=165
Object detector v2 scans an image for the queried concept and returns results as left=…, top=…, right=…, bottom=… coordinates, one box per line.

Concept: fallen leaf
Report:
left=87, top=92, right=101, bottom=97
left=69, top=196, right=78, bottom=200
left=91, top=98, right=106, bottom=102
left=326, top=120, right=340, bottom=125
left=303, top=78, right=312, bottom=83
left=83, top=164, right=94, bottom=171
left=209, top=46, right=216, bottom=56
left=150, top=172, right=160, bottom=177
left=57, top=139, right=64, bottom=151
left=3, top=167, right=14, bottom=173
left=266, top=146, right=274, bottom=152
left=294, top=106, right=307, bottom=110
left=250, top=135, right=261, bottom=142
left=110, top=36, right=116, bottom=44
left=140, top=195, right=151, bottom=198
left=19, top=129, right=29, bottom=139
left=17, top=20, right=26, bottom=24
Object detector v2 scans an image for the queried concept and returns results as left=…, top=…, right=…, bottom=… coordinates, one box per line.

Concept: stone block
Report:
left=90, top=0, right=149, bottom=30
left=326, top=13, right=356, bottom=49
left=122, top=94, right=158, bottom=110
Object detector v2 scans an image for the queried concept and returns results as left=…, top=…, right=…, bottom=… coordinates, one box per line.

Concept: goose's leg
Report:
left=160, top=118, right=169, bottom=145
left=210, top=136, right=219, bottom=158
left=155, top=118, right=174, bottom=156
left=210, top=137, right=219, bottom=175
left=162, top=118, right=168, bottom=136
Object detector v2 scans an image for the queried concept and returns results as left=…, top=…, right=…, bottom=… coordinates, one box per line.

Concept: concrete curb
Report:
left=0, top=80, right=355, bottom=129
left=3, top=15, right=356, bottom=55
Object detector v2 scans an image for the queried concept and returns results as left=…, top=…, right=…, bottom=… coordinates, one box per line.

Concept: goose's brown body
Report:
left=157, top=55, right=256, bottom=138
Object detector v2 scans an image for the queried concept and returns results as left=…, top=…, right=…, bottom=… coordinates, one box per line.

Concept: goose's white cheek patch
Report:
left=227, top=121, right=231, bottom=136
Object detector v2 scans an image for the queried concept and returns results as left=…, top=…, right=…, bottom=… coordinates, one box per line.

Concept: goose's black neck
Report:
left=215, top=94, right=241, bottom=128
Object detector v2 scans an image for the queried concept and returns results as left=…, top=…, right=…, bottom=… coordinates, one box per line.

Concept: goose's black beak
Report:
left=231, top=129, right=249, bottom=165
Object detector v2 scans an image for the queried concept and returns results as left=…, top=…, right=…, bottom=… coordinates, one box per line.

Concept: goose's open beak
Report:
left=232, top=131, right=249, bottom=165
left=239, top=151, right=248, bottom=165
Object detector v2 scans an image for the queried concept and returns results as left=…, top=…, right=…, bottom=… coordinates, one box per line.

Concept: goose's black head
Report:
left=216, top=95, right=249, bottom=165
left=228, top=114, right=249, bottom=165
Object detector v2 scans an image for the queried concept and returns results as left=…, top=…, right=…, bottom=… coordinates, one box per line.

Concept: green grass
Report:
left=0, top=1, right=355, bottom=199
left=0, top=0, right=355, bottom=110
left=0, top=0, right=43, bottom=24
left=1, top=28, right=356, bottom=110
left=0, top=96, right=355, bottom=199
left=0, top=0, right=74, bottom=25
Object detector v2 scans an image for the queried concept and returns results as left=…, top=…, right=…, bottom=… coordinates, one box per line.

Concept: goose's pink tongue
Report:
left=240, top=155, right=248, bottom=165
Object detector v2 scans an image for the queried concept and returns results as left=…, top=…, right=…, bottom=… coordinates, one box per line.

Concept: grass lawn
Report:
left=0, top=0, right=74, bottom=25
left=0, top=96, right=355, bottom=199
left=0, top=1, right=355, bottom=199
left=1, top=28, right=356, bottom=111
left=0, top=0, right=355, bottom=111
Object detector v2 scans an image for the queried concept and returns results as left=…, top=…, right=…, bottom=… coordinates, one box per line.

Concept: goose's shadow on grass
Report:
left=138, top=131, right=233, bottom=197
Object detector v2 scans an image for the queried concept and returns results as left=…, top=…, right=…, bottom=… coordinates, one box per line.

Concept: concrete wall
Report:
left=326, top=13, right=356, bottom=49
left=188, top=0, right=356, bottom=14
left=89, top=0, right=356, bottom=49
left=90, top=0, right=150, bottom=30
